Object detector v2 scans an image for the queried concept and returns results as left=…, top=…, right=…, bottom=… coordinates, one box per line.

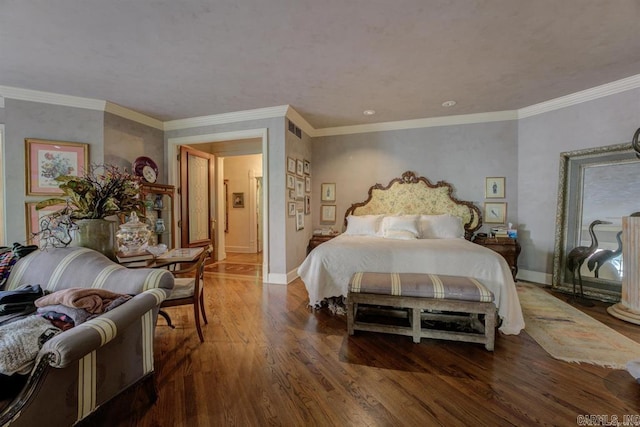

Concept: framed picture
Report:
left=287, top=174, right=295, bottom=189
left=287, top=157, right=296, bottom=174
left=321, top=205, right=336, bottom=223
left=484, top=202, right=507, bottom=224
left=303, top=160, right=310, bottom=175
left=289, top=189, right=296, bottom=200
left=304, top=195, right=311, bottom=215
left=296, top=159, right=304, bottom=176
left=321, top=183, right=336, bottom=202
left=295, top=178, right=305, bottom=199
left=25, top=201, right=66, bottom=247
left=26, top=138, right=89, bottom=196
left=305, top=176, right=311, bottom=193
left=485, top=177, right=505, bottom=198
left=232, top=192, right=244, bottom=208
left=288, top=202, right=296, bottom=217
left=296, top=210, right=304, bottom=231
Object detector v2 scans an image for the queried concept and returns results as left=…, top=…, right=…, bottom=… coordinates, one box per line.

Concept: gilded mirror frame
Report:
left=553, top=142, right=638, bottom=302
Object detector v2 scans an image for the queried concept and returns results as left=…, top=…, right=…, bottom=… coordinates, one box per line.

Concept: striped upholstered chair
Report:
left=0, top=246, right=174, bottom=426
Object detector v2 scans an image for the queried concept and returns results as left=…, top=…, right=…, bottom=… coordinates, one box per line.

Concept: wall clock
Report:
left=133, top=156, right=158, bottom=183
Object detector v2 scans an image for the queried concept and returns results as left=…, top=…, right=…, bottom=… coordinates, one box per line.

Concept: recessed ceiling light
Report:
left=363, top=109, right=376, bottom=116
left=441, top=100, right=456, bottom=108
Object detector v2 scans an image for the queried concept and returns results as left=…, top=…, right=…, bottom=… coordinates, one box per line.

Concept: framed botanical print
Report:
left=484, top=202, right=507, bottom=224
left=288, top=202, right=296, bottom=217
left=287, top=174, right=295, bottom=189
left=321, top=183, right=336, bottom=202
left=25, top=201, right=66, bottom=247
left=304, top=195, right=311, bottom=215
left=26, top=138, right=89, bottom=196
left=295, top=178, right=305, bottom=199
left=305, top=176, right=311, bottom=193
left=296, top=210, right=304, bottom=231
left=287, top=157, right=296, bottom=174
left=321, top=205, right=336, bottom=223
left=485, top=177, right=505, bottom=198
left=303, top=160, right=310, bottom=175
left=296, top=159, right=304, bottom=176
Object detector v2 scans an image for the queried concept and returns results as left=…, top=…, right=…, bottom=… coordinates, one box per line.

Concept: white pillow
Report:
left=419, top=214, right=464, bottom=239
left=381, top=215, right=420, bottom=238
left=383, top=230, right=418, bottom=240
left=344, top=215, right=384, bottom=236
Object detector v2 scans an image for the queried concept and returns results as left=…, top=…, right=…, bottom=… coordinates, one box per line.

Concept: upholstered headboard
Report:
left=344, top=171, right=482, bottom=240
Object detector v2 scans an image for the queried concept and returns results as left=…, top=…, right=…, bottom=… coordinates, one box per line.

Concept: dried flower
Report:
left=36, top=164, right=144, bottom=219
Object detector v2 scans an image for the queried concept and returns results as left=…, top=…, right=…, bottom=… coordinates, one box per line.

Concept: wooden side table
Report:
left=307, top=234, right=339, bottom=254
left=473, top=236, right=521, bottom=281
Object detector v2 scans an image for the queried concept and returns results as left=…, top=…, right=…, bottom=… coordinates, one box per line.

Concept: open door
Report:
left=179, top=146, right=214, bottom=251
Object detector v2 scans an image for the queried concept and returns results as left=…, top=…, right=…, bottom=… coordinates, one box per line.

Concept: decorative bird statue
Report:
left=566, top=219, right=611, bottom=303
left=587, top=230, right=623, bottom=278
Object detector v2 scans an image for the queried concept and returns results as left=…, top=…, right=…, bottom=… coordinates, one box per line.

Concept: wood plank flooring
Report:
left=113, top=254, right=640, bottom=426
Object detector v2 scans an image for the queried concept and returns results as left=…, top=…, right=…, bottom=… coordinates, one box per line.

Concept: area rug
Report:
left=517, top=282, right=640, bottom=369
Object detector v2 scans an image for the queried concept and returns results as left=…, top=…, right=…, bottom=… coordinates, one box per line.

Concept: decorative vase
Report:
left=73, top=219, right=118, bottom=261
left=116, top=212, right=151, bottom=254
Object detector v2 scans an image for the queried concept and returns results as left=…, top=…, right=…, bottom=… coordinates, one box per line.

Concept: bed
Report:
left=297, top=171, right=525, bottom=335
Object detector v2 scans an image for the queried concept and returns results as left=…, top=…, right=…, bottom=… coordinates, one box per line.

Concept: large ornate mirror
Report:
left=553, top=143, right=640, bottom=302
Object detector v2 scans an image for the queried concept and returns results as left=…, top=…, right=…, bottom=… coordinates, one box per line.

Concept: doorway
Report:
left=167, top=129, right=269, bottom=280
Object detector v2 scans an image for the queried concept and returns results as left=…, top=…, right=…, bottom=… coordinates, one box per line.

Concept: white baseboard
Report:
left=266, top=272, right=288, bottom=285
left=518, top=269, right=552, bottom=285
left=225, top=246, right=253, bottom=253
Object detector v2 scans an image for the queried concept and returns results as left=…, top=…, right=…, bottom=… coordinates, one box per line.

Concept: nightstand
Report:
left=308, top=234, right=339, bottom=254
left=473, top=235, right=521, bottom=281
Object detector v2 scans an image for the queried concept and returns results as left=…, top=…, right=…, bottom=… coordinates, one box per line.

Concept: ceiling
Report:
left=1, top=0, right=639, bottom=129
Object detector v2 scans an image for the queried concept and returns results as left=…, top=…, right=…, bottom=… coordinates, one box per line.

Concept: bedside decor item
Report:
left=133, top=156, right=159, bottom=183
left=25, top=138, right=89, bottom=196
left=321, top=183, right=336, bottom=202
left=35, top=164, right=144, bottom=260
left=485, top=177, right=505, bottom=198
left=484, top=202, right=506, bottom=224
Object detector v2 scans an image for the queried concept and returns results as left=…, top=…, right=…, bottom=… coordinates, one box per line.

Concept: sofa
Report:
left=0, top=246, right=174, bottom=426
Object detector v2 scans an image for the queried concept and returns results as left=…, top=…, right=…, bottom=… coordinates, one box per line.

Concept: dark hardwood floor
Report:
left=116, top=254, right=640, bottom=426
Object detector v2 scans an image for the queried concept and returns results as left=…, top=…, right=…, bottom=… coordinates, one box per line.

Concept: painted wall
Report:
left=517, top=88, right=640, bottom=281
left=104, top=112, right=165, bottom=181
left=3, top=99, right=104, bottom=245
left=285, top=123, right=312, bottom=277
left=224, top=154, right=262, bottom=253
left=311, top=121, right=519, bottom=235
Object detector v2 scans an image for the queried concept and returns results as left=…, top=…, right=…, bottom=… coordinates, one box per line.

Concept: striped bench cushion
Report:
left=349, top=272, right=494, bottom=303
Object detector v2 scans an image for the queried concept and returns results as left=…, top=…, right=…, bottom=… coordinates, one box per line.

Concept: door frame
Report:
left=167, top=128, right=269, bottom=280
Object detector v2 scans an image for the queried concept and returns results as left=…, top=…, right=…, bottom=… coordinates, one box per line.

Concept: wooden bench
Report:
left=347, top=272, right=497, bottom=351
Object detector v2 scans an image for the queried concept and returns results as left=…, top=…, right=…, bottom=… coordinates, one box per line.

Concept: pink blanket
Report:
left=35, top=288, right=128, bottom=314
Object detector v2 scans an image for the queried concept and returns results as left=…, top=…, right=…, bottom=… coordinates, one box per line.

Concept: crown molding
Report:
left=0, top=85, right=106, bottom=111
left=104, top=102, right=164, bottom=130
left=285, top=106, right=316, bottom=137
left=518, top=73, right=640, bottom=119
left=314, top=110, right=518, bottom=137
left=164, top=105, right=289, bottom=131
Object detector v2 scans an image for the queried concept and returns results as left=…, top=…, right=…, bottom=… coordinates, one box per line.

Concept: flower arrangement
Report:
left=36, top=164, right=144, bottom=219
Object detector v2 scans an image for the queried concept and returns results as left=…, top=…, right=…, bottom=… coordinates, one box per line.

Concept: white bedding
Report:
left=297, top=235, right=525, bottom=335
